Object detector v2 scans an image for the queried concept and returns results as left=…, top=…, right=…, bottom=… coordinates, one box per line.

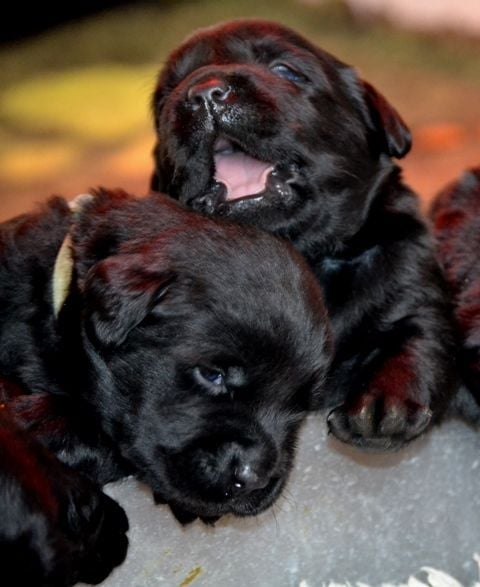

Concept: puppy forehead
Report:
left=170, top=19, right=335, bottom=79
left=174, top=305, right=327, bottom=391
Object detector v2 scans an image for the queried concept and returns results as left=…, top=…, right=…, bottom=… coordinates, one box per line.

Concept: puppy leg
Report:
left=326, top=321, right=455, bottom=450
left=431, top=168, right=480, bottom=403
left=0, top=406, right=129, bottom=586
left=327, top=351, right=431, bottom=450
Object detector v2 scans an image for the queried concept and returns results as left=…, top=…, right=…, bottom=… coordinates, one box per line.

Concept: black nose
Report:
left=232, top=463, right=269, bottom=494
left=187, top=77, right=231, bottom=108
left=222, top=458, right=272, bottom=500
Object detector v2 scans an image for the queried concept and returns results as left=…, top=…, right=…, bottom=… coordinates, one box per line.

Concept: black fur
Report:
left=0, top=188, right=330, bottom=584
left=151, top=19, right=457, bottom=449
left=0, top=389, right=128, bottom=587
left=430, top=168, right=480, bottom=418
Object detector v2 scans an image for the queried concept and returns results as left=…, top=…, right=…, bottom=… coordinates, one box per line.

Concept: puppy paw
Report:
left=75, top=491, right=129, bottom=585
left=327, top=391, right=432, bottom=450
left=0, top=412, right=129, bottom=586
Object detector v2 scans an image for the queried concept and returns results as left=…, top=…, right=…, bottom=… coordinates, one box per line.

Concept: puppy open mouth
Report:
left=182, top=136, right=301, bottom=215
left=213, top=137, right=274, bottom=201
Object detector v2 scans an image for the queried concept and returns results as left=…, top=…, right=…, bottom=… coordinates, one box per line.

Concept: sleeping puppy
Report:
left=430, top=168, right=480, bottom=415
left=0, top=188, right=330, bottom=584
left=151, top=19, right=457, bottom=450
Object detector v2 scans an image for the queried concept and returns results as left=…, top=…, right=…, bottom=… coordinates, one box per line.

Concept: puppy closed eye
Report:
left=270, top=63, right=308, bottom=85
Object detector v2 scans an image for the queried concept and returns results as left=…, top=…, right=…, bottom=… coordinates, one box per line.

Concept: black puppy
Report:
left=430, top=168, right=480, bottom=414
left=151, top=19, right=457, bottom=450
left=0, top=188, right=330, bottom=584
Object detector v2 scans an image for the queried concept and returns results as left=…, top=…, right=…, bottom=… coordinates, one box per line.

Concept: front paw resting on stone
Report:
left=327, top=349, right=434, bottom=450
left=327, top=389, right=432, bottom=450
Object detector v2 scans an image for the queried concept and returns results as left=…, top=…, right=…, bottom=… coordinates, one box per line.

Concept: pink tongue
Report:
left=214, top=151, right=273, bottom=200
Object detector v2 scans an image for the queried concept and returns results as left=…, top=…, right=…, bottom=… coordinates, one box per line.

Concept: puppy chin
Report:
left=153, top=475, right=286, bottom=525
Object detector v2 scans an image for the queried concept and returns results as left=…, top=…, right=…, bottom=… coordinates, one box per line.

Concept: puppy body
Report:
left=151, top=19, right=457, bottom=449
left=430, top=168, right=480, bottom=419
left=0, top=396, right=128, bottom=587
left=0, top=189, right=330, bottom=582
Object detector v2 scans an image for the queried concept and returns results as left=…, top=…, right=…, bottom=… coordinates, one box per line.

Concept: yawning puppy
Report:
left=151, top=19, right=457, bottom=450
left=430, top=168, right=480, bottom=414
left=0, top=188, right=330, bottom=584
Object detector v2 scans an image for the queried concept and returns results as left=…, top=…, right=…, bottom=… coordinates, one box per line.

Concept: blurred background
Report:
left=1, top=0, right=479, bottom=221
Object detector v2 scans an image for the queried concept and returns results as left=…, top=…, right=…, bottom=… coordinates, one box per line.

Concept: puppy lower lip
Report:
left=211, top=166, right=297, bottom=210
left=215, top=181, right=267, bottom=204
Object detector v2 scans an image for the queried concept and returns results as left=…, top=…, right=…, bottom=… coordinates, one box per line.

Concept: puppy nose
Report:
left=234, top=464, right=268, bottom=491
left=225, top=463, right=269, bottom=499
left=188, top=77, right=231, bottom=108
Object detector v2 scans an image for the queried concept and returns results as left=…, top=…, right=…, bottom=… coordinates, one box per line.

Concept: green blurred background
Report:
left=1, top=0, right=479, bottom=220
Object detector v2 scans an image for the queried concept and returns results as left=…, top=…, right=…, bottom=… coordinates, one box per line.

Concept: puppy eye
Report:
left=270, top=63, right=306, bottom=84
left=194, top=366, right=227, bottom=395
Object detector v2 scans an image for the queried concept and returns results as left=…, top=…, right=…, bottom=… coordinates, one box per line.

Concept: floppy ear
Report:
left=360, top=80, right=412, bottom=159
left=340, top=68, right=411, bottom=159
left=83, top=253, right=175, bottom=347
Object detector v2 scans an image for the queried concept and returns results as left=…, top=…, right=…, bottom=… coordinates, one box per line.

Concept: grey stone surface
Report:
left=88, top=414, right=480, bottom=586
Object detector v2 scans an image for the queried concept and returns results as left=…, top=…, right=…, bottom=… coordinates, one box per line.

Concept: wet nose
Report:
left=231, top=463, right=269, bottom=494
left=187, top=77, right=231, bottom=108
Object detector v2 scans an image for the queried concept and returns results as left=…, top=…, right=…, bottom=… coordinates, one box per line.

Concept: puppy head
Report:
left=151, top=19, right=411, bottom=249
left=70, top=190, right=331, bottom=522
